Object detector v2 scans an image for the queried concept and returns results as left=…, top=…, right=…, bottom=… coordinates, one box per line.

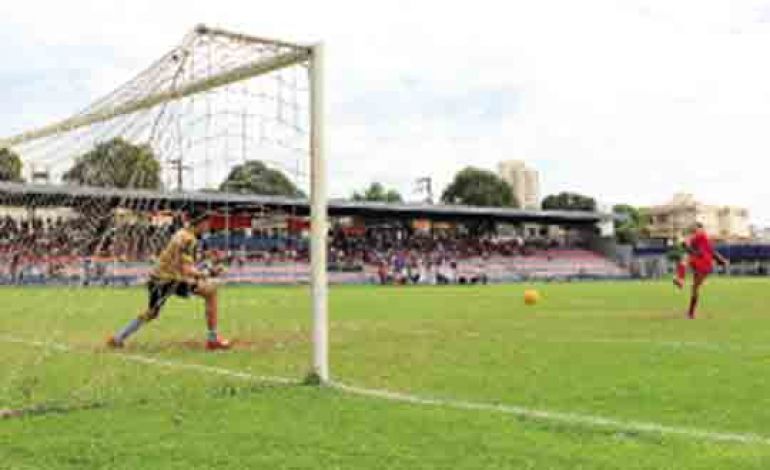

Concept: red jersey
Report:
left=688, top=229, right=714, bottom=274
left=689, top=229, right=713, bottom=261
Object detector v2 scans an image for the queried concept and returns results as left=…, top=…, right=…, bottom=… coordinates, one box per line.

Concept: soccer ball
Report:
left=523, top=289, right=540, bottom=306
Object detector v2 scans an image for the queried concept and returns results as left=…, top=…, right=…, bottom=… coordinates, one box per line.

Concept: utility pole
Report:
left=168, top=158, right=192, bottom=192
left=415, top=177, right=433, bottom=204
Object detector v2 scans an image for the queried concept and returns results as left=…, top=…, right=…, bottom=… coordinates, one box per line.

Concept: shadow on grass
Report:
left=1, top=400, right=107, bottom=420
left=89, top=332, right=310, bottom=354
left=3, top=379, right=310, bottom=421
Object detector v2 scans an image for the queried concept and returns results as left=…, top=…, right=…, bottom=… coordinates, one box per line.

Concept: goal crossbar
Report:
left=195, top=24, right=310, bottom=50
left=0, top=48, right=311, bottom=150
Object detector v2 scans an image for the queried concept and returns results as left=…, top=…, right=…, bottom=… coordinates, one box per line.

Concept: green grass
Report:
left=3, top=279, right=770, bottom=468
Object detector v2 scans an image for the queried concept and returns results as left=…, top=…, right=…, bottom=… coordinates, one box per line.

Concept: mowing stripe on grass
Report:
left=3, top=334, right=769, bottom=446
left=541, top=337, right=770, bottom=353
left=535, top=337, right=733, bottom=351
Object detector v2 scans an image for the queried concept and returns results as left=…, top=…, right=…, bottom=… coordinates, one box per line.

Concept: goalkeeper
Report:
left=107, top=212, right=230, bottom=350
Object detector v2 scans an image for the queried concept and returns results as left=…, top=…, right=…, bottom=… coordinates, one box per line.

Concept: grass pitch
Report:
left=3, top=279, right=770, bottom=469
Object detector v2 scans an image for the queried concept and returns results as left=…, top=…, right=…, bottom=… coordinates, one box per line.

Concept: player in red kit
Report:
left=673, top=223, right=729, bottom=319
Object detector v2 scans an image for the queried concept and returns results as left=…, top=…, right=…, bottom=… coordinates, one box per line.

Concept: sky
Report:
left=2, top=0, right=770, bottom=223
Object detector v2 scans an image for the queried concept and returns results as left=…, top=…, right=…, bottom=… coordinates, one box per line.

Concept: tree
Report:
left=220, top=160, right=304, bottom=197
left=440, top=167, right=518, bottom=207
left=541, top=192, right=596, bottom=212
left=613, top=204, right=650, bottom=245
left=0, top=147, right=23, bottom=182
left=64, top=138, right=161, bottom=189
left=351, top=182, right=403, bottom=203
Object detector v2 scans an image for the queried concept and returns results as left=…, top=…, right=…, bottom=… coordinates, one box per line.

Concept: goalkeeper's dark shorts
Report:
left=147, top=277, right=199, bottom=313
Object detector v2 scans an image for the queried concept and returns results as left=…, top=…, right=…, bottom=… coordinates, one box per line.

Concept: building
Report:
left=645, top=193, right=751, bottom=242
left=497, top=160, right=540, bottom=210
left=751, top=225, right=770, bottom=242
left=596, top=202, right=615, bottom=238
left=28, top=164, right=52, bottom=184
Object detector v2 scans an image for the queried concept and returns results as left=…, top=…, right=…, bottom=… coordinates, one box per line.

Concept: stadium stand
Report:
left=0, top=213, right=629, bottom=285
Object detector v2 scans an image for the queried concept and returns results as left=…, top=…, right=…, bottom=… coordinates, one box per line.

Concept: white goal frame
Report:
left=0, top=26, right=330, bottom=384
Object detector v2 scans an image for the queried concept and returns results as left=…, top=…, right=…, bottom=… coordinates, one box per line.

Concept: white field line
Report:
left=0, top=334, right=297, bottom=386
left=331, top=382, right=770, bottom=445
left=3, top=334, right=769, bottom=446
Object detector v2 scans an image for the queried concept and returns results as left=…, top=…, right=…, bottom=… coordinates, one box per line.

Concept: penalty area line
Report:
left=3, top=334, right=769, bottom=446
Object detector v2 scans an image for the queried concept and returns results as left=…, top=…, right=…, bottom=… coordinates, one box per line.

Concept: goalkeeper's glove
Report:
left=199, top=260, right=226, bottom=278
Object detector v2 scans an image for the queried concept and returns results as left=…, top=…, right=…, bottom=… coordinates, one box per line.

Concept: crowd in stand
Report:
left=0, top=214, right=179, bottom=260
left=330, top=227, right=561, bottom=262
left=1, top=213, right=592, bottom=285
left=328, top=228, right=581, bottom=285
left=0, top=214, right=181, bottom=282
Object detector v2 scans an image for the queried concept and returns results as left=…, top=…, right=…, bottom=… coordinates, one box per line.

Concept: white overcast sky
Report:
left=2, top=0, right=770, bottom=223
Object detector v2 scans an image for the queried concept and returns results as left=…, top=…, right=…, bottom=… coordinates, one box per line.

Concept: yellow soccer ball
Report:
left=523, top=289, right=540, bottom=306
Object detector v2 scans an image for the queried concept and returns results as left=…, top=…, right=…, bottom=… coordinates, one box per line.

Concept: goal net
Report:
left=0, top=25, right=328, bottom=415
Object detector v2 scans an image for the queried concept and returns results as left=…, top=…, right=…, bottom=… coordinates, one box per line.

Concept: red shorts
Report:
left=689, top=256, right=713, bottom=275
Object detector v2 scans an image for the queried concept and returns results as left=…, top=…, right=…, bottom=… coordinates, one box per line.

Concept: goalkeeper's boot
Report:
left=106, top=335, right=124, bottom=349
left=206, top=337, right=231, bottom=351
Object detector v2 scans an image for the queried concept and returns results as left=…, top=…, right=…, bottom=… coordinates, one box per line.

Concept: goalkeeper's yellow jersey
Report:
left=152, top=228, right=197, bottom=281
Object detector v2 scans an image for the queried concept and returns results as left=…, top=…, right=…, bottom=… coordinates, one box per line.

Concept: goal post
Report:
left=0, top=26, right=330, bottom=384
left=309, top=43, right=329, bottom=384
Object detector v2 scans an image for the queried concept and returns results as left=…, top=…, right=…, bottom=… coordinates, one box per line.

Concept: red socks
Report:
left=688, top=293, right=698, bottom=319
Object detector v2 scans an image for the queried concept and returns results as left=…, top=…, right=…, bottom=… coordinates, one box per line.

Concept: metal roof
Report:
left=0, top=181, right=607, bottom=225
